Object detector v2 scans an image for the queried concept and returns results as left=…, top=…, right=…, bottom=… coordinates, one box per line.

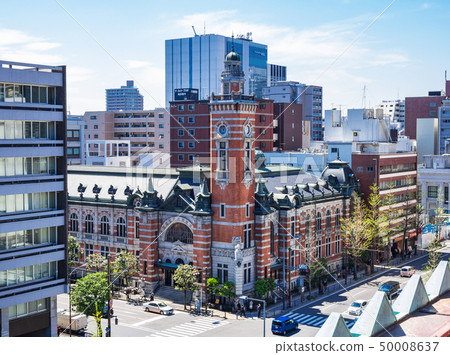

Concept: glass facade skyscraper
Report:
left=165, top=34, right=268, bottom=107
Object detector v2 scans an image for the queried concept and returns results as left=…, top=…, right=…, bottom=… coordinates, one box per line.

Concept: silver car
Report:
left=348, top=300, right=368, bottom=316
left=143, top=301, right=173, bottom=315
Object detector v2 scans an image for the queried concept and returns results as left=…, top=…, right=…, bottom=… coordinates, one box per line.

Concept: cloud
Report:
left=421, top=2, right=431, bottom=10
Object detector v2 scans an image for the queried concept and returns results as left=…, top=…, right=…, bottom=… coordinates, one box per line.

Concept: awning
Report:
left=154, top=262, right=179, bottom=270
left=270, top=263, right=283, bottom=270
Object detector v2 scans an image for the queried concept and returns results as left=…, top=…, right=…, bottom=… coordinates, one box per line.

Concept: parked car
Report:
left=271, top=316, right=299, bottom=335
left=378, top=280, right=401, bottom=299
left=400, top=266, right=415, bottom=277
left=347, top=300, right=368, bottom=316
left=143, top=301, right=173, bottom=315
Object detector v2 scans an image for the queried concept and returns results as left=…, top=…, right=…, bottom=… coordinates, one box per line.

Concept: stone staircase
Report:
left=154, top=285, right=193, bottom=305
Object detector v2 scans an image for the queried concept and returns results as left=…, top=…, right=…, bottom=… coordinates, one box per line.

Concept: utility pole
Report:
left=106, top=255, right=112, bottom=337
left=282, top=234, right=286, bottom=310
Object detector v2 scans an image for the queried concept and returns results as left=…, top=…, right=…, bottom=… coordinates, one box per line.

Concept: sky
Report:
left=1, top=0, right=449, bottom=115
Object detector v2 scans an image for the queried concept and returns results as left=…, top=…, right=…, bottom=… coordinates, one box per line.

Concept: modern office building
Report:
left=0, top=60, right=67, bottom=337
left=83, top=109, right=170, bottom=166
left=165, top=33, right=268, bottom=106
left=263, top=81, right=323, bottom=141
left=106, top=80, right=144, bottom=111
left=438, top=100, right=450, bottom=154
left=267, top=64, right=287, bottom=86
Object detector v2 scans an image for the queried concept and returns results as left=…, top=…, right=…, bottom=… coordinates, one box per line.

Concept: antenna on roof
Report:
left=231, top=32, right=235, bottom=52
left=192, top=26, right=198, bottom=37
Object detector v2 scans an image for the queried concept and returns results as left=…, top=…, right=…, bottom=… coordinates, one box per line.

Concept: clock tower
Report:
left=209, top=45, right=257, bottom=295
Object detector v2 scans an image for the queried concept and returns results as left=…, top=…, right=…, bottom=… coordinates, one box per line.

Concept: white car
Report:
left=348, top=300, right=368, bottom=316
left=143, top=301, right=173, bottom=315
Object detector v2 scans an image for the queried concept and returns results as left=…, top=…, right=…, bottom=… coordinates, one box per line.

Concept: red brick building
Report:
left=67, top=50, right=356, bottom=299
left=273, top=102, right=304, bottom=151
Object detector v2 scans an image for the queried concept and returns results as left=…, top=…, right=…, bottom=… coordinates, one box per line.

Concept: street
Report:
left=58, top=244, right=450, bottom=337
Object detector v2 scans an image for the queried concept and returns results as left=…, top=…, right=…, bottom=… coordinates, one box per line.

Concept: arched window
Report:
left=100, top=216, right=110, bottom=235
left=305, top=215, right=310, bottom=237
left=116, top=217, right=126, bottom=237
left=175, top=258, right=184, bottom=265
left=315, top=212, right=322, bottom=231
left=85, top=214, right=94, bottom=234
left=335, top=208, right=341, bottom=227
left=166, top=223, right=193, bottom=244
left=326, top=210, right=331, bottom=229
left=270, top=222, right=275, bottom=256
left=69, top=213, right=78, bottom=232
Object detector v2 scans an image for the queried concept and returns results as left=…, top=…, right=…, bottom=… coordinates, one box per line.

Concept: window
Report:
left=428, top=186, right=438, bottom=198
left=246, top=203, right=250, bottom=218
left=85, top=214, right=94, bottom=234
left=188, top=155, right=194, bottom=161
left=94, top=134, right=98, bottom=139
left=291, top=136, right=295, bottom=142
left=429, top=110, right=437, bottom=116
left=159, top=134, right=164, bottom=139
left=367, top=166, right=374, bottom=172
left=261, top=142, right=266, bottom=149
left=244, top=262, right=251, bottom=284
left=305, top=215, right=310, bottom=236
left=117, top=217, right=126, bottom=237
left=135, top=216, right=140, bottom=239
left=178, top=105, right=184, bottom=111
left=335, top=208, right=340, bottom=226
left=159, top=144, right=164, bottom=149
left=100, top=216, right=110, bottom=235
left=326, top=237, right=332, bottom=256
left=90, top=115, right=97, bottom=120
left=315, top=239, right=322, bottom=258
left=8, top=298, right=48, bottom=320
left=430, top=102, right=437, bottom=107
left=178, top=117, right=184, bottom=124
left=93, top=125, right=98, bottom=129
left=100, top=246, right=109, bottom=257
left=219, top=142, right=227, bottom=171
left=315, top=212, right=322, bottom=231
left=188, top=129, right=194, bottom=136
left=261, top=115, right=266, bottom=122
left=356, top=166, right=363, bottom=172
left=188, top=104, right=195, bottom=111
left=69, top=213, right=78, bottom=232
left=335, top=235, right=341, bottom=254
left=188, top=142, right=195, bottom=149
left=243, top=224, right=251, bottom=249
left=244, top=141, right=251, bottom=170
left=217, top=264, right=228, bottom=283
left=290, top=250, right=295, bottom=268
left=326, top=210, right=331, bottom=229
left=188, top=117, right=195, bottom=123
left=178, top=154, right=184, bottom=161
left=290, top=216, right=295, bottom=236
left=261, top=103, right=266, bottom=109
left=85, top=243, right=94, bottom=257
left=220, top=203, right=226, bottom=218
left=178, top=129, right=184, bottom=136
left=331, top=148, right=338, bottom=153
left=178, top=142, right=184, bottom=148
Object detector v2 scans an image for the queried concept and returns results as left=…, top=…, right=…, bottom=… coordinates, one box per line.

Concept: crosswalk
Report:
left=282, top=311, right=356, bottom=329
left=149, top=318, right=229, bottom=337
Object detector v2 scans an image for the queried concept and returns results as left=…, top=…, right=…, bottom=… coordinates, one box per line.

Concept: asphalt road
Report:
left=57, top=243, right=449, bottom=338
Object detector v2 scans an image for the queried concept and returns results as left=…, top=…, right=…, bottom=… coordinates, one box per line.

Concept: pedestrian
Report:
left=342, top=269, right=346, bottom=279
left=242, top=304, right=246, bottom=318
left=150, top=292, right=154, bottom=301
left=323, top=279, right=327, bottom=293
left=257, top=303, right=261, bottom=318
left=236, top=302, right=241, bottom=319
left=249, top=300, right=253, bottom=312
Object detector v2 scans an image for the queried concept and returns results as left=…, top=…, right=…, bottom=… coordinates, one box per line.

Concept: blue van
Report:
left=271, top=316, right=299, bottom=335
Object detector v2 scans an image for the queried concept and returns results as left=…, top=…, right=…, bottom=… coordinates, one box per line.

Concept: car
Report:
left=348, top=300, right=368, bottom=316
left=378, top=280, right=400, bottom=299
left=143, top=301, right=173, bottom=315
left=400, top=266, right=415, bottom=277
left=271, top=316, right=299, bottom=335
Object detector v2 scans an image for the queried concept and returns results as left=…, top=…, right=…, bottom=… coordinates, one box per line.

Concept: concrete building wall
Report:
left=417, top=118, right=438, bottom=163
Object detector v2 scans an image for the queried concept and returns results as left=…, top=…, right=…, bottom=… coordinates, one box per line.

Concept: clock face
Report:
left=244, top=124, right=252, bottom=137
left=218, top=124, right=228, bottom=136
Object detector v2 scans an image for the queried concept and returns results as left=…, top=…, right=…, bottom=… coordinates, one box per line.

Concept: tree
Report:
left=365, top=183, right=388, bottom=271
left=70, top=272, right=109, bottom=336
left=113, top=251, right=140, bottom=298
left=414, top=204, right=425, bottom=255
left=85, top=253, right=107, bottom=272
left=341, top=195, right=372, bottom=279
left=254, top=278, right=276, bottom=298
left=218, top=281, right=236, bottom=306
left=309, top=258, right=328, bottom=292
left=173, top=264, right=198, bottom=310
left=424, top=237, right=442, bottom=272
left=206, top=277, right=220, bottom=302
left=68, top=235, right=83, bottom=270
left=380, top=184, right=397, bottom=263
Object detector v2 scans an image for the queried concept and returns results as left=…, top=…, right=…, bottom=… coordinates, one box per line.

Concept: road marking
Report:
left=131, top=315, right=165, bottom=327
left=281, top=312, right=356, bottom=329
left=149, top=318, right=229, bottom=337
